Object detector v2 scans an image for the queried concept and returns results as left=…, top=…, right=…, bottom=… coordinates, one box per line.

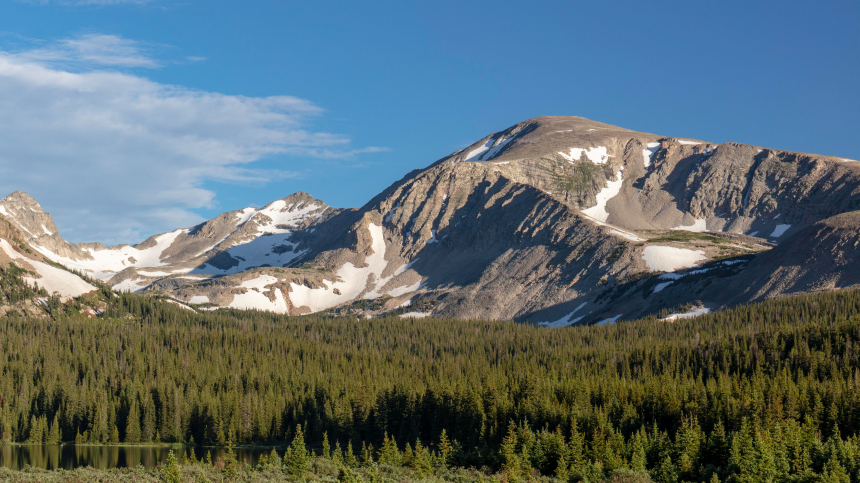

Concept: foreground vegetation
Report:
left=2, top=276, right=860, bottom=480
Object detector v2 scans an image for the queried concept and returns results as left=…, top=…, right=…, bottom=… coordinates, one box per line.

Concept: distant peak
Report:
left=281, top=191, right=323, bottom=203
left=1, top=191, right=44, bottom=212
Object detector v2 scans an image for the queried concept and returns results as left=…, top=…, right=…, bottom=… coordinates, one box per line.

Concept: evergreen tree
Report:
left=631, top=433, right=647, bottom=472
left=46, top=414, right=60, bottom=444
left=222, top=439, right=239, bottom=478
left=411, top=438, right=432, bottom=477
left=378, top=432, right=401, bottom=466
left=344, top=441, right=358, bottom=468
left=125, top=398, right=141, bottom=443
left=322, top=431, right=331, bottom=459
left=284, top=424, right=309, bottom=477
left=160, top=450, right=182, bottom=483
left=437, top=429, right=453, bottom=467
left=651, top=455, right=677, bottom=483
left=555, top=454, right=569, bottom=482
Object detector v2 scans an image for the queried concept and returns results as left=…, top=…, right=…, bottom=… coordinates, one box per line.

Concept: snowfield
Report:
left=289, top=224, right=390, bottom=313
left=771, top=224, right=791, bottom=237
left=0, top=240, right=97, bottom=301
left=36, top=229, right=186, bottom=281
left=538, top=302, right=587, bottom=328
left=558, top=146, right=611, bottom=164
left=653, top=281, right=674, bottom=293
left=641, top=246, right=707, bottom=272
left=112, top=278, right=149, bottom=293
left=596, top=314, right=622, bottom=326
left=582, top=169, right=623, bottom=223
left=385, top=281, right=422, bottom=298
left=228, top=275, right=288, bottom=313
left=399, top=312, right=431, bottom=318
left=191, top=201, right=324, bottom=275
left=642, top=142, right=660, bottom=167
left=661, top=307, right=711, bottom=321
left=463, top=133, right=518, bottom=162
left=672, top=219, right=708, bottom=232
left=609, top=229, right=644, bottom=242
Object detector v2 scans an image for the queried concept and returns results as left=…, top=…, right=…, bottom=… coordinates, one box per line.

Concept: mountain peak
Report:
left=1, top=191, right=44, bottom=213
left=437, top=116, right=654, bottom=166
left=0, top=191, right=59, bottom=239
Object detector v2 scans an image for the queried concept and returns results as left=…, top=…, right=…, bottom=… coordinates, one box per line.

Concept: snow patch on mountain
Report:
left=653, top=281, right=673, bottom=293
left=228, top=274, right=288, bottom=313
left=112, top=278, right=149, bottom=293
left=0, top=239, right=96, bottom=301
left=641, top=246, right=707, bottom=272
left=464, top=139, right=492, bottom=161
left=482, top=136, right=516, bottom=160
left=661, top=307, right=710, bottom=321
left=582, top=169, right=623, bottom=222
left=538, top=302, right=587, bottom=328
left=672, top=219, right=708, bottom=232
left=36, top=229, right=186, bottom=281
left=642, top=142, right=660, bottom=167
left=463, top=133, right=519, bottom=162
left=289, top=223, right=389, bottom=313
left=235, top=207, right=256, bottom=225
left=771, top=224, right=791, bottom=238
left=399, top=312, right=431, bottom=318
left=609, top=229, right=644, bottom=242
left=559, top=146, right=611, bottom=164
left=596, top=314, right=622, bottom=326
left=386, top=281, right=422, bottom=298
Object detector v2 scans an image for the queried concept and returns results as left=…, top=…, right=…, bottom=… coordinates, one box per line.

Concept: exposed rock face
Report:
left=3, top=116, right=860, bottom=323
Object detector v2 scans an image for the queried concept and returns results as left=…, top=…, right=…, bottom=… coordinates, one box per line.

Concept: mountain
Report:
left=0, top=204, right=97, bottom=316
left=2, top=116, right=859, bottom=323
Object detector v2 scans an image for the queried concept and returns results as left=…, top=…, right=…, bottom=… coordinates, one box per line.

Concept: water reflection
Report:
left=0, top=444, right=274, bottom=470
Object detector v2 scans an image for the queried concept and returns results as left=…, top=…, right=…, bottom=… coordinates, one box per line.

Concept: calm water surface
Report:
left=0, top=444, right=277, bottom=470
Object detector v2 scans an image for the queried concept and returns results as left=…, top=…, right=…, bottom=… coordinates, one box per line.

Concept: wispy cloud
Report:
left=14, top=34, right=160, bottom=68
left=0, top=34, right=385, bottom=244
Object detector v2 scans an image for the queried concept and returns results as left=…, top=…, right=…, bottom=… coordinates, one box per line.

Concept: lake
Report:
left=0, top=444, right=278, bottom=471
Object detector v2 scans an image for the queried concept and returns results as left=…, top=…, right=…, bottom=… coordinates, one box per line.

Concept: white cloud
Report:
left=15, top=34, right=160, bottom=68
left=0, top=34, right=384, bottom=245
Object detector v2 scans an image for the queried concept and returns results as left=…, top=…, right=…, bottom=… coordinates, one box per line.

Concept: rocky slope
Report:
left=3, top=116, right=860, bottom=324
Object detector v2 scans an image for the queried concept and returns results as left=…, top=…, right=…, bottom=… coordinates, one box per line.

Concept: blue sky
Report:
left=0, top=0, right=858, bottom=244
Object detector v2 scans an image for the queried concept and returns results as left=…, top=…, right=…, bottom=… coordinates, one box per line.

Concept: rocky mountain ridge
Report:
left=3, top=116, right=859, bottom=324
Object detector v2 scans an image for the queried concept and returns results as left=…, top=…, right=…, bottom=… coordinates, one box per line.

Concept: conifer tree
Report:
left=631, top=434, right=647, bottom=472
left=555, top=454, right=569, bottom=481
left=46, top=414, right=60, bottom=444
left=125, top=398, right=141, bottom=443
left=160, top=449, right=181, bottom=483
left=652, top=454, right=677, bottom=483
left=322, top=431, right=331, bottom=459
left=222, top=438, right=239, bottom=477
left=411, top=438, right=432, bottom=477
left=284, top=424, right=309, bottom=477
left=344, top=440, right=358, bottom=468
left=332, top=442, right=344, bottom=465
left=500, top=422, right=522, bottom=481
left=437, top=429, right=453, bottom=467
left=567, top=420, right=585, bottom=474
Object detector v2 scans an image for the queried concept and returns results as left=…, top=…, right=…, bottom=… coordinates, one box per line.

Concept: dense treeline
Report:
left=2, top=286, right=860, bottom=481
